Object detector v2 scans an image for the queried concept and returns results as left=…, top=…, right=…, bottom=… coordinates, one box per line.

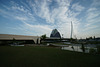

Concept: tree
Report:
left=13, top=38, right=16, bottom=44
left=89, top=36, right=92, bottom=39
left=41, top=34, right=46, bottom=40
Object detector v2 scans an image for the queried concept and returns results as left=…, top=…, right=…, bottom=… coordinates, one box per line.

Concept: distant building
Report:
left=0, top=34, right=40, bottom=45
left=50, top=29, right=61, bottom=38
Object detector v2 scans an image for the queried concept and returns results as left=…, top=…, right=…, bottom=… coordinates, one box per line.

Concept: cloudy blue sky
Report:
left=0, top=0, right=100, bottom=38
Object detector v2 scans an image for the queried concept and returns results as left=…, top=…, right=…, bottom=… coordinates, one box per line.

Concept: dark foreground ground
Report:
left=0, top=46, right=100, bottom=67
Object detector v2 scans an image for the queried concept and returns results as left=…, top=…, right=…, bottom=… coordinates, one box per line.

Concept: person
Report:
left=71, top=46, right=74, bottom=51
left=81, top=44, right=85, bottom=53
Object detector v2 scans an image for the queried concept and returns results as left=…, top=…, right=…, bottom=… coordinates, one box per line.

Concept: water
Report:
left=61, top=44, right=97, bottom=53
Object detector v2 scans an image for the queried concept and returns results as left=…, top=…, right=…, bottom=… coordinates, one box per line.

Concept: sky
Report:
left=0, top=0, right=100, bottom=39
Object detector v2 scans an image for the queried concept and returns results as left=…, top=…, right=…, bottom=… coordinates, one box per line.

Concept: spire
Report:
left=70, top=21, right=73, bottom=38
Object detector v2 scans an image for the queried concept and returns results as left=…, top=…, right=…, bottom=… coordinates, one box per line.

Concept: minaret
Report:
left=70, top=21, right=73, bottom=39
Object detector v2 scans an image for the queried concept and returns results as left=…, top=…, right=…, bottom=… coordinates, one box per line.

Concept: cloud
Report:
left=0, top=0, right=80, bottom=38
left=29, top=0, right=71, bottom=24
left=15, top=16, right=27, bottom=21
left=91, top=0, right=100, bottom=7
left=1, top=0, right=99, bottom=38
left=87, top=10, right=100, bottom=20
left=87, top=8, right=97, bottom=12
left=21, top=22, right=53, bottom=36
left=71, top=3, right=85, bottom=12
left=28, top=0, right=53, bottom=23
left=25, top=0, right=80, bottom=38
left=84, top=25, right=98, bottom=31
left=79, top=0, right=100, bottom=38
left=85, top=0, right=100, bottom=26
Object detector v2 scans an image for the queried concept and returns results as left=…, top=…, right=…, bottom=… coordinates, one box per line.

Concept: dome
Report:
left=50, top=29, right=61, bottom=38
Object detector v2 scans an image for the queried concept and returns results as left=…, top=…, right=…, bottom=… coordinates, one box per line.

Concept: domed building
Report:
left=50, top=29, right=61, bottom=38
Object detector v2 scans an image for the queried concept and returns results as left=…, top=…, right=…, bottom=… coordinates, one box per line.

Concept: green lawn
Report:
left=0, top=46, right=100, bottom=67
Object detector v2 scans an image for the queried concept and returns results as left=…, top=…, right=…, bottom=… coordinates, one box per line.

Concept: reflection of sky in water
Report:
left=61, top=44, right=97, bottom=53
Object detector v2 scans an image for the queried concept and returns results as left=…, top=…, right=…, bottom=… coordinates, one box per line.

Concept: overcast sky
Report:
left=0, top=0, right=100, bottom=38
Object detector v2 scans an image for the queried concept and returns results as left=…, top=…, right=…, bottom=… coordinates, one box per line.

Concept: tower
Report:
left=70, top=21, right=73, bottom=39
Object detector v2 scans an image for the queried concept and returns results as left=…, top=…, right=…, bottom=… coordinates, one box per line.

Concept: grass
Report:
left=0, top=46, right=100, bottom=67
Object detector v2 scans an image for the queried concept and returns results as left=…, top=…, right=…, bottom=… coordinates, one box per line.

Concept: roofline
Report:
left=0, top=34, right=40, bottom=37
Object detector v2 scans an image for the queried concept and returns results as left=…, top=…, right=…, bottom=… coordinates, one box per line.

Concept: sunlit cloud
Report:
left=0, top=0, right=100, bottom=38
left=71, top=3, right=85, bottom=12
